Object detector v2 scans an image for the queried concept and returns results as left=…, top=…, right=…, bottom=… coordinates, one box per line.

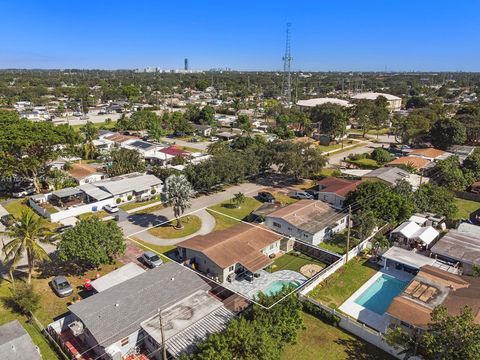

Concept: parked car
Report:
left=141, top=251, right=163, bottom=268
left=210, top=136, right=219, bottom=142
left=190, top=138, right=199, bottom=142
left=51, top=276, right=73, bottom=297
left=257, top=191, right=275, bottom=203
left=0, top=214, right=15, bottom=227
left=305, top=189, right=319, bottom=198
left=12, top=187, right=35, bottom=198
left=103, top=204, right=119, bottom=213
left=290, top=191, right=314, bottom=200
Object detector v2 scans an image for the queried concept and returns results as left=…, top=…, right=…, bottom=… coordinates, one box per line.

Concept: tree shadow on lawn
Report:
left=127, top=213, right=169, bottom=228
left=35, top=252, right=102, bottom=279
left=335, top=337, right=390, bottom=360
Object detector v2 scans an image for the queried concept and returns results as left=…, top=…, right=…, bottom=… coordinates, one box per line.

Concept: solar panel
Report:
left=129, top=140, right=153, bottom=150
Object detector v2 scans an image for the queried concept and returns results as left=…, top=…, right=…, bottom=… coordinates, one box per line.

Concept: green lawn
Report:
left=3, top=199, right=59, bottom=230
left=119, top=197, right=161, bottom=211
left=129, top=237, right=176, bottom=262
left=453, top=197, right=480, bottom=220
left=318, top=233, right=361, bottom=255
left=207, top=197, right=262, bottom=230
left=148, top=215, right=201, bottom=239
left=346, top=158, right=381, bottom=169
left=268, top=252, right=326, bottom=275
left=282, top=312, right=394, bottom=360
left=70, top=120, right=117, bottom=132
left=77, top=210, right=109, bottom=220
left=309, top=256, right=379, bottom=309
left=271, top=192, right=298, bottom=206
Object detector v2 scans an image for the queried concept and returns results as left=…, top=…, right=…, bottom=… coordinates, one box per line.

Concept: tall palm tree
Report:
left=80, top=121, right=98, bottom=160
left=163, top=174, right=194, bottom=229
left=2, top=210, right=52, bottom=284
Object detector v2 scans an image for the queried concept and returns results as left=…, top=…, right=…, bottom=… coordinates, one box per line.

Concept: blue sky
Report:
left=1, top=0, right=479, bottom=71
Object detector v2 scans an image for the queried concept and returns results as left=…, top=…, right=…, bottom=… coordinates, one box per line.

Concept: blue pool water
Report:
left=263, top=280, right=299, bottom=296
left=354, top=274, right=407, bottom=315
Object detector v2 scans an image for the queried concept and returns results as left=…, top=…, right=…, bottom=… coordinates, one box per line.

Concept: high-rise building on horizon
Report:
left=184, top=58, right=189, bottom=71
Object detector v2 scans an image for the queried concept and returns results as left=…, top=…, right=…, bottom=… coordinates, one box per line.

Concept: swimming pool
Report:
left=354, top=274, right=407, bottom=315
left=263, top=280, right=299, bottom=296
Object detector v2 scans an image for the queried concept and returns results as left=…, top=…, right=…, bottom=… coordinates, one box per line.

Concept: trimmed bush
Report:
left=151, top=188, right=157, bottom=195
left=127, top=195, right=133, bottom=201
left=116, top=198, right=122, bottom=204
left=302, top=300, right=341, bottom=327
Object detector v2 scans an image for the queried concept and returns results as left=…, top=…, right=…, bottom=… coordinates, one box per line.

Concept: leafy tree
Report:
left=44, top=169, right=76, bottom=190
left=391, top=113, right=431, bottom=144
left=106, top=147, right=146, bottom=177
left=8, top=282, right=40, bottom=315
left=197, top=105, right=216, bottom=126
left=310, top=103, right=348, bottom=141
left=163, top=174, right=194, bottom=229
left=232, top=192, right=246, bottom=208
left=430, top=119, right=467, bottom=149
left=80, top=121, right=98, bottom=159
left=370, top=148, right=394, bottom=164
left=2, top=210, right=52, bottom=284
left=57, top=218, right=125, bottom=268
left=434, top=156, right=470, bottom=191
left=352, top=209, right=378, bottom=240
left=463, top=148, right=480, bottom=179
left=370, top=234, right=390, bottom=257
left=353, top=99, right=374, bottom=137
left=121, top=84, right=140, bottom=102
left=386, top=306, right=480, bottom=360
left=272, top=114, right=295, bottom=139
left=406, top=96, right=428, bottom=109
left=415, top=183, right=457, bottom=219
left=236, top=114, right=252, bottom=134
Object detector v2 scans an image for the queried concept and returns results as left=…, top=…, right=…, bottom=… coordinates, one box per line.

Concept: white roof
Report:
left=351, top=92, right=401, bottom=101
left=457, top=222, right=480, bottom=236
left=382, top=246, right=436, bottom=269
left=91, top=263, right=145, bottom=293
left=78, top=183, right=112, bottom=201
left=412, top=226, right=439, bottom=245
left=296, top=98, right=350, bottom=107
left=409, top=215, right=428, bottom=226
left=391, top=221, right=421, bottom=238
left=95, top=173, right=162, bottom=195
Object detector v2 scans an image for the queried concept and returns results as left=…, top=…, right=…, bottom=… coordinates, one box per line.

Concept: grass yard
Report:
left=268, top=252, right=326, bottom=274
left=207, top=209, right=241, bottom=231
left=77, top=210, right=109, bottom=220
left=208, top=197, right=261, bottom=224
left=148, top=215, right=201, bottom=239
left=70, top=120, right=117, bottom=132
left=309, top=256, right=379, bottom=309
left=3, top=199, right=59, bottom=230
left=318, top=233, right=361, bottom=255
left=119, top=197, right=161, bottom=212
left=346, top=158, right=381, bottom=169
left=181, top=146, right=203, bottom=153
left=453, top=197, right=480, bottom=220
left=129, top=237, right=176, bottom=262
left=271, top=192, right=298, bottom=205
left=319, top=168, right=341, bottom=177
left=281, top=312, right=394, bottom=360
left=132, top=203, right=166, bottom=214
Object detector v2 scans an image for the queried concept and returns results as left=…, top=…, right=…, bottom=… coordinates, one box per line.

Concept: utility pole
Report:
left=345, top=205, right=352, bottom=263
left=158, top=308, right=167, bottom=360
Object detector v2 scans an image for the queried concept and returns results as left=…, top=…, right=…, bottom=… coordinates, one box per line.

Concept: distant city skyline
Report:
left=1, top=0, right=479, bottom=72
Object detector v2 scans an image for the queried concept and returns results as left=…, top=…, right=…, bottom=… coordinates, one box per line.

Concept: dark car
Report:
left=0, top=214, right=15, bottom=227
left=190, top=138, right=199, bottom=142
left=257, top=191, right=275, bottom=203
left=51, top=276, right=73, bottom=297
left=55, top=225, right=73, bottom=234
left=305, top=189, right=319, bottom=199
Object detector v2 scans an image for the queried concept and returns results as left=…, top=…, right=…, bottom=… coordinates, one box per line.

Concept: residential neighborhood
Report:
left=1, top=2, right=480, bottom=360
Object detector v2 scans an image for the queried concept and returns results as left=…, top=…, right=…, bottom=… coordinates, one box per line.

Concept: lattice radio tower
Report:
left=282, top=22, right=293, bottom=106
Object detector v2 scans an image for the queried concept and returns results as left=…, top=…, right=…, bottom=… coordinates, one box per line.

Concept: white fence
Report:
left=300, top=295, right=420, bottom=360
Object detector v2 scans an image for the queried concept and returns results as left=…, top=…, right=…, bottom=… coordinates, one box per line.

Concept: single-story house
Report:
left=192, top=124, right=213, bottom=137
left=431, top=229, right=480, bottom=275
left=386, top=265, right=480, bottom=331
left=385, top=156, right=432, bottom=171
left=90, top=263, right=145, bottom=293
left=94, top=172, right=162, bottom=203
left=177, top=222, right=284, bottom=283
left=408, top=148, right=447, bottom=161
left=317, top=178, right=361, bottom=209
left=265, top=200, right=348, bottom=245
left=68, top=163, right=107, bottom=185
left=0, top=320, right=42, bottom=360
left=362, top=167, right=426, bottom=190
left=49, top=262, right=236, bottom=360
left=390, top=221, right=439, bottom=249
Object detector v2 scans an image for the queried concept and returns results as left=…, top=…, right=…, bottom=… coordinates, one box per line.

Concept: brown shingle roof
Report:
left=267, top=200, right=345, bottom=234
left=318, top=178, right=361, bottom=197
left=409, top=148, right=445, bottom=158
left=386, top=157, right=431, bottom=170
left=177, top=223, right=282, bottom=273
left=68, top=163, right=103, bottom=180
left=387, top=265, right=480, bottom=329
left=105, top=133, right=138, bottom=143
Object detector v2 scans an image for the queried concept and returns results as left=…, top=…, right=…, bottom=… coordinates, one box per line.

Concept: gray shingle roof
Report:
left=363, top=167, right=410, bottom=185
left=0, top=320, right=41, bottom=360
left=68, top=262, right=210, bottom=347
left=95, top=173, right=161, bottom=195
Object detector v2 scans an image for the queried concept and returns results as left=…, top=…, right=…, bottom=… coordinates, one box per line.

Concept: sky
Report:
left=1, top=0, right=479, bottom=71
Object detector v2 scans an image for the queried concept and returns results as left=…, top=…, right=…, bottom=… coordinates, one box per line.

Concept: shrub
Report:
left=8, top=283, right=40, bottom=315
left=370, top=148, right=394, bottom=164
left=127, top=195, right=133, bottom=201
left=151, top=188, right=157, bottom=195
left=116, top=198, right=122, bottom=204
left=302, top=300, right=341, bottom=326
left=348, top=153, right=369, bottom=161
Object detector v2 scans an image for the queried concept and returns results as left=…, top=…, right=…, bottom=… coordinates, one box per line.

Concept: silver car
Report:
left=141, top=251, right=163, bottom=268
left=290, top=191, right=314, bottom=200
left=51, top=276, right=73, bottom=297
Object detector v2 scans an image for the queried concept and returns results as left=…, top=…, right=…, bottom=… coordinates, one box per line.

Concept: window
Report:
left=273, top=222, right=281, bottom=228
left=269, top=244, right=275, bottom=249
left=204, top=260, right=207, bottom=265
left=121, top=337, right=129, bottom=346
left=229, top=265, right=234, bottom=272
left=287, top=227, right=292, bottom=231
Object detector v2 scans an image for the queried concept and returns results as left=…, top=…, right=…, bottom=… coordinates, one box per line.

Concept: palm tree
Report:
left=2, top=210, right=52, bottom=284
left=163, top=174, right=194, bottom=229
left=371, top=235, right=390, bottom=258
left=232, top=192, right=246, bottom=208
left=80, top=121, right=98, bottom=160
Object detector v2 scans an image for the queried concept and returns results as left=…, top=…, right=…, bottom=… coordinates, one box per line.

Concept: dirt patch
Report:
left=300, top=264, right=323, bottom=278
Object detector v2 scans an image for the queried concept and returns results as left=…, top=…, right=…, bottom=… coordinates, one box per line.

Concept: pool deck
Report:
left=339, top=268, right=413, bottom=333
left=226, top=269, right=307, bottom=299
